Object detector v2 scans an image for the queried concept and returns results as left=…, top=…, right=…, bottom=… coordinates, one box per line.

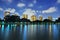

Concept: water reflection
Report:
left=4, top=24, right=10, bottom=40
left=23, top=25, right=27, bottom=40
left=0, top=23, right=60, bottom=40
left=53, top=25, right=58, bottom=40
left=1, top=25, right=4, bottom=32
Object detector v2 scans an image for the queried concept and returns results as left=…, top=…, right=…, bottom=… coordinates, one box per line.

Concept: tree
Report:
left=4, top=15, right=20, bottom=22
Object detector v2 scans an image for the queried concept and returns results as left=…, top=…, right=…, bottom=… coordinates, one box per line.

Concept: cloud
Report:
left=5, top=8, right=16, bottom=13
left=17, top=3, right=25, bottom=8
left=57, top=0, right=60, bottom=3
left=38, top=15, right=43, bottom=19
left=2, top=0, right=12, bottom=3
left=38, top=15, right=42, bottom=17
left=23, top=9, right=36, bottom=19
left=53, top=18, right=58, bottom=21
left=36, top=10, right=42, bottom=13
left=7, top=0, right=12, bottom=3
left=33, top=0, right=37, bottom=4
left=15, top=12, right=20, bottom=16
left=5, top=8, right=11, bottom=12
left=0, top=8, right=4, bottom=11
left=4, top=8, right=20, bottom=16
left=28, top=3, right=34, bottom=7
left=10, top=9, right=16, bottom=13
left=42, top=7, right=57, bottom=13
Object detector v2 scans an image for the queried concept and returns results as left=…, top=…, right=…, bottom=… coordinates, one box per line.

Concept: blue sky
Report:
left=0, top=0, right=60, bottom=20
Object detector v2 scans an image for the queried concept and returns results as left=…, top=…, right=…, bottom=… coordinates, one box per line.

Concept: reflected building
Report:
left=39, top=16, right=43, bottom=21
left=22, top=14, right=28, bottom=19
left=31, top=15, right=36, bottom=21
left=48, top=16, right=52, bottom=21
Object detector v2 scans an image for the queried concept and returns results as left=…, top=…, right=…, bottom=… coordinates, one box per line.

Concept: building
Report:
left=31, top=15, right=36, bottom=21
left=39, top=16, right=43, bottom=21
left=4, top=11, right=10, bottom=17
left=48, top=16, right=52, bottom=21
left=22, top=14, right=28, bottom=19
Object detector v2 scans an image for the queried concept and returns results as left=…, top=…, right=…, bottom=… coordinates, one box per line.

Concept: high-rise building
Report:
left=31, top=15, right=36, bottom=21
left=22, top=14, right=28, bottom=19
left=4, top=11, right=10, bottom=17
left=39, top=16, right=43, bottom=21
left=48, top=16, right=52, bottom=21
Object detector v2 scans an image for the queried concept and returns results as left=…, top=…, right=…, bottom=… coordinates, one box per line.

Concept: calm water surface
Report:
left=0, top=23, right=60, bottom=40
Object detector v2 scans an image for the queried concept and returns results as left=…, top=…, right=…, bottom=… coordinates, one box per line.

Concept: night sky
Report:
left=0, top=0, right=60, bottom=20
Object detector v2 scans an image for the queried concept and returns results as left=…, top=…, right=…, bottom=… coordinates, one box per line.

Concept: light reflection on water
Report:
left=1, top=25, right=4, bottom=32
left=4, top=24, right=10, bottom=40
left=0, top=23, right=60, bottom=40
left=53, top=25, right=59, bottom=40
left=23, top=25, right=27, bottom=40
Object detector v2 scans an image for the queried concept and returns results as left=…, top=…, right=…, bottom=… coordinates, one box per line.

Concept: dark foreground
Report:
left=0, top=23, right=60, bottom=40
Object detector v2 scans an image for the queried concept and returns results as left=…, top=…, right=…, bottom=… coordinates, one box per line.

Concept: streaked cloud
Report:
left=2, top=0, right=12, bottom=3
left=0, top=7, right=4, bottom=11
left=7, top=0, right=12, bottom=3
left=28, top=3, right=34, bottom=7
left=42, top=7, right=57, bottom=13
left=57, top=0, right=60, bottom=3
left=17, top=3, right=25, bottom=8
left=10, top=8, right=16, bottom=13
left=4, top=8, right=20, bottom=16
left=36, top=10, right=41, bottom=13
left=23, top=9, right=36, bottom=19
left=5, top=8, right=11, bottom=12
left=5, top=8, right=16, bottom=13
left=33, top=0, right=37, bottom=4
left=53, top=18, right=58, bottom=21
left=15, top=12, right=20, bottom=16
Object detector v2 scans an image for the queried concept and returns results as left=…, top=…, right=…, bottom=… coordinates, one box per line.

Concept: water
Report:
left=0, top=23, right=60, bottom=40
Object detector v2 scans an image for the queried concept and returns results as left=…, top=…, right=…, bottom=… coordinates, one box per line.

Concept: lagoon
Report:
left=0, top=23, right=60, bottom=40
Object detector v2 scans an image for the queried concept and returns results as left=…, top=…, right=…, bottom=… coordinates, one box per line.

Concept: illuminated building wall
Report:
left=48, top=16, right=52, bottom=21
left=39, top=16, right=43, bottom=21
left=31, top=15, right=36, bottom=21
left=4, top=11, right=10, bottom=17
left=22, top=14, right=28, bottom=19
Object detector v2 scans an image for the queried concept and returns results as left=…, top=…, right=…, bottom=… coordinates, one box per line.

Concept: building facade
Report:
left=39, top=16, right=43, bottom=21
left=22, top=14, right=28, bottom=19
left=48, top=16, right=52, bottom=21
left=31, top=15, right=36, bottom=21
left=4, top=11, right=10, bottom=17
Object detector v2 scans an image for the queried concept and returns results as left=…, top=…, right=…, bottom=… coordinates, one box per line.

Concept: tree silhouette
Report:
left=20, top=18, right=30, bottom=22
left=4, top=15, right=20, bottom=22
left=0, top=18, right=2, bottom=22
left=43, top=19, right=52, bottom=22
left=55, top=17, right=60, bottom=22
